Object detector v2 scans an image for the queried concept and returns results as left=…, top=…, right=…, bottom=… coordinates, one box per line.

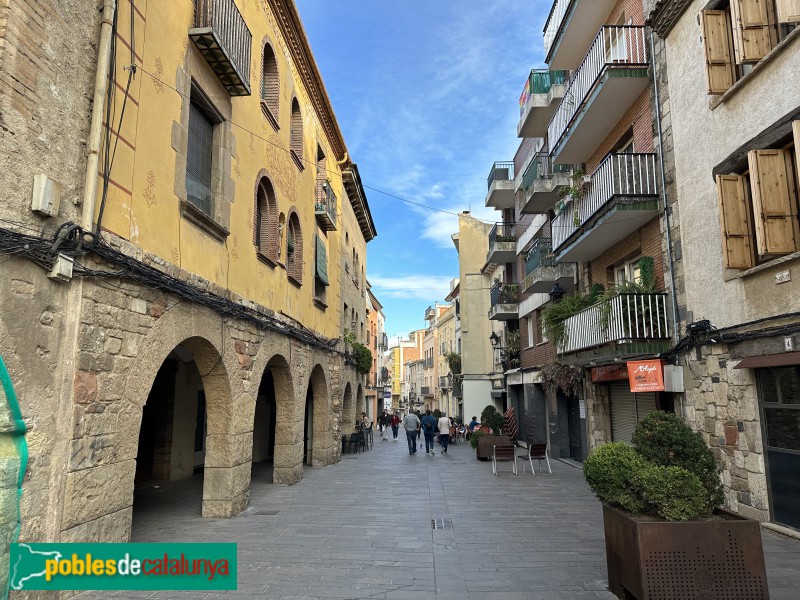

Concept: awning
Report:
left=315, top=235, right=329, bottom=285
left=490, top=390, right=506, bottom=398
left=734, top=352, right=800, bottom=369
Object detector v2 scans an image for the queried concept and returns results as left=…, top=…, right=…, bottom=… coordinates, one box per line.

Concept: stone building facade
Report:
left=0, top=0, right=376, bottom=563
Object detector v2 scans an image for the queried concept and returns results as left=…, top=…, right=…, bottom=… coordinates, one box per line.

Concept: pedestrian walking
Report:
left=420, top=410, right=437, bottom=455
left=378, top=409, right=390, bottom=441
left=390, top=412, right=400, bottom=440
left=438, top=413, right=452, bottom=454
left=402, top=412, right=420, bottom=455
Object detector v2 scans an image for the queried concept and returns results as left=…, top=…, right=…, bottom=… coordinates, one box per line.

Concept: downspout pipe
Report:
left=649, top=28, right=681, bottom=345
left=81, top=0, right=117, bottom=232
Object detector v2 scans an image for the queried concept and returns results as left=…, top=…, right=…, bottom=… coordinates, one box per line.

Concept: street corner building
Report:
left=0, top=0, right=377, bottom=561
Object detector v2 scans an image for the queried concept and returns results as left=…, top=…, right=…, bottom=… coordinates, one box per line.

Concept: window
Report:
left=716, top=122, right=800, bottom=268
left=260, top=43, right=279, bottom=129
left=615, top=257, right=643, bottom=285
left=527, top=317, right=535, bottom=348
left=290, top=98, right=303, bottom=169
left=254, top=176, right=278, bottom=262
left=701, top=1, right=797, bottom=95
left=314, top=233, right=328, bottom=307
left=286, top=212, right=303, bottom=285
left=186, top=96, right=216, bottom=216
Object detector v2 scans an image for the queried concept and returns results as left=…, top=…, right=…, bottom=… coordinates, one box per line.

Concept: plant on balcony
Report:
left=541, top=284, right=604, bottom=348
left=351, top=342, right=373, bottom=375
left=541, top=361, right=583, bottom=397
left=597, top=256, right=660, bottom=333
left=498, top=283, right=518, bottom=304
left=445, top=352, right=461, bottom=375
left=501, top=329, right=520, bottom=369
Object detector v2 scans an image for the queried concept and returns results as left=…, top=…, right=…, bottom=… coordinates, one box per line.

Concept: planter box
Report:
left=603, top=504, right=769, bottom=599
left=476, top=435, right=510, bottom=460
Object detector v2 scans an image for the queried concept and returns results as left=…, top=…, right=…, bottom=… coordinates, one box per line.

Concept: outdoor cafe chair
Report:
left=492, top=444, right=517, bottom=476
left=519, top=443, right=551, bottom=475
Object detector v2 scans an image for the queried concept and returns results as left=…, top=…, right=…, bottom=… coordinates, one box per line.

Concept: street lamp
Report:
left=489, top=331, right=501, bottom=349
left=548, top=282, right=566, bottom=303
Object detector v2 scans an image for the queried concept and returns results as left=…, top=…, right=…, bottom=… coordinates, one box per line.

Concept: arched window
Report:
left=254, top=176, right=278, bottom=262
left=260, top=44, right=279, bottom=127
left=286, top=211, right=303, bottom=285
left=290, top=98, right=303, bottom=168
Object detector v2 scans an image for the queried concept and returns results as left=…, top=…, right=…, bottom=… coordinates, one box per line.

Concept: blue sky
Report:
left=296, top=0, right=550, bottom=339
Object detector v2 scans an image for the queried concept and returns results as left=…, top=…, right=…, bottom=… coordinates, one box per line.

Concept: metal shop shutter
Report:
left=609, top=382, right=657, bottom=444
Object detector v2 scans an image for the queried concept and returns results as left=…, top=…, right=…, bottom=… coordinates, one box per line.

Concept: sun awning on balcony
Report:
left=734, top=353, right=800, bottom=369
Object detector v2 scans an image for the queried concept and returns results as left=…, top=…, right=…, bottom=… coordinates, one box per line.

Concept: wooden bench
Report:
left=492, top=444, right=517, bottom=476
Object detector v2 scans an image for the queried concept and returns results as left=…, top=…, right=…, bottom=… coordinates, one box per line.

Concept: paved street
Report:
left=78, top=431, right=800, bottom=600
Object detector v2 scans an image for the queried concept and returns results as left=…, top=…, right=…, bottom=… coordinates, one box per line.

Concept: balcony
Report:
left=314, top=178, right=337, bottom=231
left=544, top=0, right=618, bottom=70
left=520, top=152, right=577, bottom=214
left=548, top=26, right=649, bottom=165
left=522, top=237, right=575, bottom=293
left=485, top=162, right=515, bottom=209
left=424, top=306, right=436, bottom=321
left=489, top=282, right=519, bottom=321
left=552, top=153, right=659, bottom=262
left=439, top=376, right=451, bottom=389
left=486, top=223, right=517, bottom=265
left=189, top=0, right=252, bottom=96
left=559, top=293, right=672, bottom=360
left=517, top=70, right=568, bottom=138
left=421, top=386, right=432, bottom=397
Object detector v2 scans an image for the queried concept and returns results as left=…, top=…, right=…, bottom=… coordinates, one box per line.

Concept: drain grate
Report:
left=431, top=518, right=452, bottom=530
left=252, top=509, right=280, bottom=516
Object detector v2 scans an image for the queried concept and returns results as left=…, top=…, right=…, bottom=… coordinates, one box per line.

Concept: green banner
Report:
left=9, top=543, right=237, bottom=590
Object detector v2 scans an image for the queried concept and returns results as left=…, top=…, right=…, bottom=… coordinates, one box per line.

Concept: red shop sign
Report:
left=590, top=364, right=629, bottom=382
left=627, top=360, right=665, bottom=393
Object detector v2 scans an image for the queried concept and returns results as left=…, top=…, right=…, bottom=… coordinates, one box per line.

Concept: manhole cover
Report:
left=431, top=518, right=452, bottom=530
left=252, top=509, right=280, bottom=516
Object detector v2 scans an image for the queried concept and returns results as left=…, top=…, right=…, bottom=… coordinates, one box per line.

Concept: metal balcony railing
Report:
left=438, top=376, right=451, bottom=389
left=552, top=153, right=658, bottom=250
left=543, top=0, right=573, bottom=59
left=190, top=0, right=252, bottom=96
left=421, top=386, right=432, bottom=396
left=560, top=293, right=670, bottom=354
left=525, top=237, right=554, bottom=275
left=519, top=69, right=569, bottom=116
left=547, top=26, right=648, bottom=153
left=521, top=152, right=575, bottom=191
left=487, top=162, right=515, bottom=191
left=488, top=223, right=516, bottom=247
left=490, top=282, right=520, bottom=307
left=315, top=178, right=337, bottom=230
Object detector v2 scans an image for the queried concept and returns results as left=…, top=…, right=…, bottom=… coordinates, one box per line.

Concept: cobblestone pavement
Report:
left=77, top=431, right=800, bottom=600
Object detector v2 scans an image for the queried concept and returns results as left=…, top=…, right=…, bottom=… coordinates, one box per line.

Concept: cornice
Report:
left=646, top=0, right=694, bottom=38
left=267, top=0, right=347, bottom=161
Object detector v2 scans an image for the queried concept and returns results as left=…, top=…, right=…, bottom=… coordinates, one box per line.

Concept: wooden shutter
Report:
left=290, top=101, right=303, bottom=160
left=701, top=11, right=736, bottom=94
left=794, top=121, right=800, bottom=193
left=775, top=0, right=800, bottom=22
left=261, top=46, right=279, bottom=115
left=730, top=0, right=777, bottom=63
left=748, top=149, right=800, bottom=257
left=716, top=174, right=755, bottom=268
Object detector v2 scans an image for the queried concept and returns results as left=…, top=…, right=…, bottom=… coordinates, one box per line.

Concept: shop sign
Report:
left=627, top=360, right=665, bottom=392
left=590, top=364, right=628, bottom=382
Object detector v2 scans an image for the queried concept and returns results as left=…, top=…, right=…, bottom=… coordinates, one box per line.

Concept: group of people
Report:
left=377, top=409, right=456, bottom=456
left=377, top=410, right=401, bottom=441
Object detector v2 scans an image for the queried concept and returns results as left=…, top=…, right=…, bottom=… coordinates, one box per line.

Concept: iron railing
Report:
left=521, top=152, right=575, bottom=191
left=192, top=0, right=252, bottom=96
left=543, top=0, right=573, bottom=59
left=552, top=153, right=658, bottom=250
left=519, top=69, right=569, bottom=116
left=525, top=237, right=554, bottom=275
left=489, top=222, right=516, bottom=247
left=487, top=162, right=515, bottom=191
left=315, top=178, right=337, bottom=228
left=439, top=376, right=451, bottom=389
left=421, top=386, right=432, bottom=396
left=490, top=282, right=519, bottom=307
left=548, top=26, right=648, bottom=153
left=560, top=293, right=670, bottom=354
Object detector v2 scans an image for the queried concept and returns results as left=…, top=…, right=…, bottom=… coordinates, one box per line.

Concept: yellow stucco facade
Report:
left=93, top=0, right=372, bottom=341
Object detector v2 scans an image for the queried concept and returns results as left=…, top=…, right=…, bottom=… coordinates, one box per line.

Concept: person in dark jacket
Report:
left=420, top=410, right=438, bottom=455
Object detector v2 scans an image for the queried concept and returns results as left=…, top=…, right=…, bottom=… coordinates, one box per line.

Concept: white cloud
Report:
left=369, top=274, right=454, bottom=301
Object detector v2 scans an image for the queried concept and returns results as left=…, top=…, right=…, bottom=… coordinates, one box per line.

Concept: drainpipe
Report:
left=336, top=152, right=350, bottom=168
left=81, top=0, right=117, bottom=232
left=649, top=28, right=681, bottom=345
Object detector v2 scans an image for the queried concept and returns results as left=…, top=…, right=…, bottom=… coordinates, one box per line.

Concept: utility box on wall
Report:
left=31, top=173, right=62, bottom=217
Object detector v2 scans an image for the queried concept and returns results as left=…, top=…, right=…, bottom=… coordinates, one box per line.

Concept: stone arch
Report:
left=355, top=383, right=365, bottom=420
left=305, top=364, right=331, bottom=467
left=342, top=382, right=354, bottom=431
left=252, top=352, right=295, bottom=484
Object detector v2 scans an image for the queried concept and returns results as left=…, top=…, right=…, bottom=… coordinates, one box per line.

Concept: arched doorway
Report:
left=304, top=365, right=329, bottom=467
left=342, top=382, right=354, bottom=432
left=355, top=384, right=365, bottom=421
left=132, top=336, right=230, bottom=532
left=252, top=354, right=293, bottom=483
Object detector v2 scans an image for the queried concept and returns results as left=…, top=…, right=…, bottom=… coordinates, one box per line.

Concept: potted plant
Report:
left=473, top=405, right=508, bottom=460
left=584, top=412, right=769, bottom=599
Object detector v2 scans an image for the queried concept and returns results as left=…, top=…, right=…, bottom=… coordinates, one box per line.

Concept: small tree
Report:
left=351, top=342, right=372, bottom=375
left=480, top=404, right=505, bottom=434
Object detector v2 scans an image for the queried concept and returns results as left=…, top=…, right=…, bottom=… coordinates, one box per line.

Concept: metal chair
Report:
left=492, top=445, right=517, bottom=476
left=519, top=443, right=551, bottom=475
left=348, top=431, right=364, bottom=454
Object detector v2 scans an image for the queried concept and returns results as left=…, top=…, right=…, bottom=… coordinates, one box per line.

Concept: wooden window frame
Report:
left=260, top=42, right=280, bottom=132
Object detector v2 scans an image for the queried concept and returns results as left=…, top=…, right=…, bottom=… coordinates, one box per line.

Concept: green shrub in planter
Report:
left=584, top=442, right=649, bottom=515
left=469, top=430, right=485, bottom=449
left=637, top=465, right=709, bottom=521
left=632, top=411, right=723, bottom=511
